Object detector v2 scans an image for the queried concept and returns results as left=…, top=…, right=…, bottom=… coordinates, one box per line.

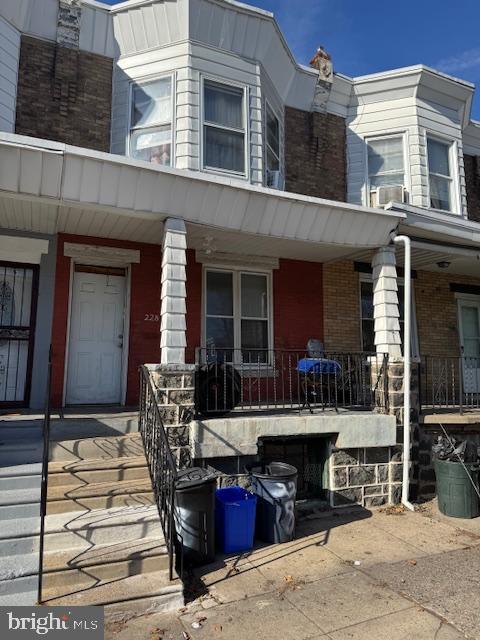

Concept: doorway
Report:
left=66, top=265, right=127, bottom=405
left=0, top=262, right=38, bottom=407
left=458, top=297, right=480, bottom=394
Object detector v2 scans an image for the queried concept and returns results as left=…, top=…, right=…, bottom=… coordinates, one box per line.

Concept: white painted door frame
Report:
left=456, top=294, right=480, bottom=395
left=62, top=257, right=133, bottom=407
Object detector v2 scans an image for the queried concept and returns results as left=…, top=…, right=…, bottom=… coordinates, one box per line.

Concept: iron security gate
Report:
left=0, top=262, right=38, bottom=407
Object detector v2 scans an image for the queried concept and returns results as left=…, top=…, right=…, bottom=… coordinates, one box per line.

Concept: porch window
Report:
left=129, top=76, right=173, bottom=166
left=427, top=137, right=453, bottom=212
left=205, top=269, right=270, bottom=362
left=360, top=279, right=405, bottom=353
left=360, top=276, right=419, bottom=357
left=367, top=136, right=405, bottom=205
left=203, top=80, right=246, bottom=174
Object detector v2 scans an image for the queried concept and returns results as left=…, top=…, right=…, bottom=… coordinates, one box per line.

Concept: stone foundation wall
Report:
left=329, top=446, right=403, bottom=507
left=149, top=364, right=195, bottom=469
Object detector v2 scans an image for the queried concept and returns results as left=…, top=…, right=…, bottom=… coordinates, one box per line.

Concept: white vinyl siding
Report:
left=0, top=16, right=20, bottom=133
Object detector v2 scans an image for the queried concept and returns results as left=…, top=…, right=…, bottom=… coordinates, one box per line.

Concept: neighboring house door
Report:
left=458, top=298, right=480, bottom=395
left=66, top=267, right=126, bottom=405
left=0, top=262, right=38, bottom=408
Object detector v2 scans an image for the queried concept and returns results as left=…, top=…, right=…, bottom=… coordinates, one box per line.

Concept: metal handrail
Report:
left=139, top=365, right=178, bottom=581
left=37, top=345, right=52, bottom=604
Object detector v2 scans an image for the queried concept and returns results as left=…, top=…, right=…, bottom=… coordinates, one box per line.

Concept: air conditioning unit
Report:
left=376, top=184, right=405, bottom=207
left=266, top=170, right=284, bottom=190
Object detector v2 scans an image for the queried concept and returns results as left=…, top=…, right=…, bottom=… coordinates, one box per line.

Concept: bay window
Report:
left=205, top=269, right=270, bottom=362
left=367, top=135, right=405, bottom=205
left=130, top=76, right=173, bottom=166
left=427, top=137, right=453, bottom=212
left=203, top=80, right=246, bottom=174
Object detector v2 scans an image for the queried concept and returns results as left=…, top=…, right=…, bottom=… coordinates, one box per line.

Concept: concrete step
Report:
left=49, top=433, right=144, bottom=463
left=48, top=456, right=148, bottom=488
left=0, top=427, right=42, bottom=441
left=0, top=473, right=41, bottom=491
left=0, top=551, right=38, bottom=581
left=0, top=575, right=38, bottom=606
left=0, top=487, right=41, bottom=506
left=42, top=505, right=163, bottom=552
left=0, top=439, right=43, bottom=466
left=43, top=539, right=168, bottom=591
left=42, top=569, right=183, bottom=614
left=0, top=502, right=40, bottom=519
left=46, top=477, right=154, bottom=514
left=49, top=412, right=139, bottom=441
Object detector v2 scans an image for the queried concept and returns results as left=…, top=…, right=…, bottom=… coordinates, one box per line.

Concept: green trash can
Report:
left=435, top=459, right=480, bottom=519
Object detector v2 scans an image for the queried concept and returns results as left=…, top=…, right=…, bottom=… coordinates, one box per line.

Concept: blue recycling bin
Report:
left=215, top=486, right=257, bottom=553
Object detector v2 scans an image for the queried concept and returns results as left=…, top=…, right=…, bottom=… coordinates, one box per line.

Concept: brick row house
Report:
left=0, top=0, right=479, bottom=508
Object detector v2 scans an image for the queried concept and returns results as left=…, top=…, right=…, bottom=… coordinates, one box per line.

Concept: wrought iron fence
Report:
left=195, top=348, right=387, bottom=416
left=139, top=365, right=178, bottom=581
left=420, top=356, right=480, bottom=413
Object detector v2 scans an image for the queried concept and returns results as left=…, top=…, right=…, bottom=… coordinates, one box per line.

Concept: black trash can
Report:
left=174, top=468, right=217, bottom=566
left=248, top=462, right=298, bottom=544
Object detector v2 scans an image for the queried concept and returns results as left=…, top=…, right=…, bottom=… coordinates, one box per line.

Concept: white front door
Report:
left=458, top=298, right=480, bottom=394
left=66, top=268, right=126, bottom=405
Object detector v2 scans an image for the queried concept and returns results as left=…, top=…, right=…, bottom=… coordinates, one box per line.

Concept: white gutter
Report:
left=393, top=234, right=415, bottom=512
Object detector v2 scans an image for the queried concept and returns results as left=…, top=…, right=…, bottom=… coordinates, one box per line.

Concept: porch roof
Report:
left=0, top=132, right=404, bottom=258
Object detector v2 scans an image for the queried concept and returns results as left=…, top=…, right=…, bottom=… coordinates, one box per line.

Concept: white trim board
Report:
left=63, top=242, right=141, bottom=265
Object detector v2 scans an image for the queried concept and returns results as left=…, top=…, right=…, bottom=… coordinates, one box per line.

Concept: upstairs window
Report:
left=427, top=137, right=453, bottom=212
left=130, top=77, right=172, bottom=166
left=266, top=104, right=280, bottom=173
left=203, top=80, right=246, bottom=175
left=367, top=136, right=405, bottom=205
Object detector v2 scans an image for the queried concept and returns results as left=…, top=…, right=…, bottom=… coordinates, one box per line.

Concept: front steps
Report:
left=0, top=411, right=183, bottom=613
left=40, top=432, right=183, bottom=614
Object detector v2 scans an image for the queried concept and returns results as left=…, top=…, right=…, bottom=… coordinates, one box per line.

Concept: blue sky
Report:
left=103, top=0, right=480, bottom=119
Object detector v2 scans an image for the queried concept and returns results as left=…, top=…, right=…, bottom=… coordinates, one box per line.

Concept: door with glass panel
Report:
left=458, top=299, right=480, bottom=394
left=0, top=262, right=38, bottom=407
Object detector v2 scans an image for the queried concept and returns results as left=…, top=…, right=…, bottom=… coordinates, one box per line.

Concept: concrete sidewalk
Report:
left=105, top=503, right=480, bottom=640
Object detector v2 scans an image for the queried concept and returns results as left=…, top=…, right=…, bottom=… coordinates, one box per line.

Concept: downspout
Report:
left=392, top=234, right=415, bottom=512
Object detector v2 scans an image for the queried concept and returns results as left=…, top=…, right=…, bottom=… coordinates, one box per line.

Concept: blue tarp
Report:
left=296, top=358, right=342, bottom=375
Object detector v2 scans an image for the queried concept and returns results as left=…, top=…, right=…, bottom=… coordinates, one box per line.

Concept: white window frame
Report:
left=127, top=73, right=175, bottom=166
left=426, top=133, right=460, bottom=215
left=202, top=265, right=273, bottom=364
left=364, top=132, right=409, bottom=206
left=359, top=272, right=419, bottom=358
left=200, top=74, right=249, bottom=179
left=265, top=100, right=281, bottom=175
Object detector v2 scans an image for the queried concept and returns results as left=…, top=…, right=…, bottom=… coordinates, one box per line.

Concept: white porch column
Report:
left=372, top=246, right=402, bottom=357
left=161, top=218, right=187, bottom=364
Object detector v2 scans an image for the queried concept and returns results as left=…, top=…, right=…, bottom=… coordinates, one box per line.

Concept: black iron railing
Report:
left=37, top=346, right=52, bottom=604
left=139, top=365, right=178, bottom=581
left=420, top=356, right=480, bottom=413
left=195, top=348, right=387, bottom=417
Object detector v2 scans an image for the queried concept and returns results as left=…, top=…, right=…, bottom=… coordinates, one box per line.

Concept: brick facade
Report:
left=15, top=35, right=112, bottom=152
left=284, top=107, right=346, bottom=201
left=464, top=154, right=480, bottom=223
left=50, top=234, right=161, bottom=407
left=414, top=270, right=480, bottom=357
left=323, top=261, right=361, bottom=352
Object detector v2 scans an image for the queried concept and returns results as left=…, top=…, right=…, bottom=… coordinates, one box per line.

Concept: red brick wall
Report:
left=273, top=259, right=324, bottom=348
left=50, top=234, right=161, bottom=407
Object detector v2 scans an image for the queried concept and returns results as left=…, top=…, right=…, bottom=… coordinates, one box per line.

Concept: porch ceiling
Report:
left=0, top=132, right=404, bottom=253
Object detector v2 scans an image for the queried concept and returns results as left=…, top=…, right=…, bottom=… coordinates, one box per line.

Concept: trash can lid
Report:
left=247, top=461, right=298, bottom=480
left=175, top=467, right=218, bottom=489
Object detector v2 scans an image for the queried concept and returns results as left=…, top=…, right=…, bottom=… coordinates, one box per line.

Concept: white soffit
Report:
left=0, top=133, right=404, bottom=251
left=0, top=235, right=49, bottom=264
